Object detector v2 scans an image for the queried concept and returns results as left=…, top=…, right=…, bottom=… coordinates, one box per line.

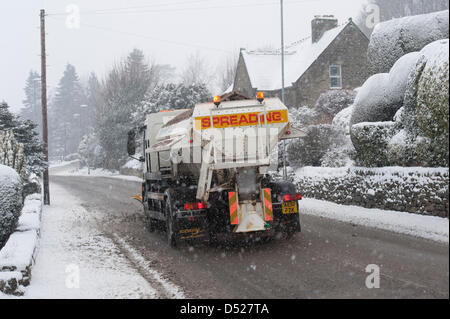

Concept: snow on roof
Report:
left=222, top=84, right=233, bottom=94
left=242, top=21, right=349, bottom=91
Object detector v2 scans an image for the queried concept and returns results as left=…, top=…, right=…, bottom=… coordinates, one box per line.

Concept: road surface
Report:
left=46, top=169, right=449, bottom=299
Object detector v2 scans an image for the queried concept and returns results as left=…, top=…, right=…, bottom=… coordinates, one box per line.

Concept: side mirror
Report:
left=127, top=130, right=136, bottom=156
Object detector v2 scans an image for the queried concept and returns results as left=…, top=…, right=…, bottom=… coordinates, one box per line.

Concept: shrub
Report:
left=0, top=164, right=23, bottom=248
left=314, top=90, right=356, bottom=122
left=351, top=52, right=420, bottom=127
left=416, top=43, right=449, bottom=166
left=350, top=121, right=397, bottom=167
left=287, top=124, right=343, bottom=167
left=368, top=10, right=449, bottom=73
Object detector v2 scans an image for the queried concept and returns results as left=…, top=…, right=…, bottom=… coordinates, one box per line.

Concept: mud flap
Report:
left=176, top=215, right=209, bottom=242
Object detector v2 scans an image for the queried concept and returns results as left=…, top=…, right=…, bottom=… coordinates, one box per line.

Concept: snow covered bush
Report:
left=0, top=164, right=23, bottom=249
left=350, top=52, right=420, bottom=127
left=287, top=124, right=343, bottom=167
left=289, top=90, right=356, bottom=128
left=394, top=39, right=450, bottom=167
left=288, top=106, right=318, bottom=128
left=416, top=41, right=449, bottom=166
left=350, top=39, right=449, bottom=167
left=332, top=104, right=354, bottom=134
left=350, top=121, right=397, bottom=167
left=0, top=130, right=27, bottom=181
left=320, top=141, right=355, bottom=168
left=78, top=133, right=103, bottom=168
left=320, top=105, right=357, bottom=167
left=386, top=128, right=416, bottom=166
left=368, top=10, right=449, bottom=73
left=314, top=90, right=356, bottom=123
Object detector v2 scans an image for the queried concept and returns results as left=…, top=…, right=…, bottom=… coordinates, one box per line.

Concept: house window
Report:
left=329, top=65, right=342, bottom=89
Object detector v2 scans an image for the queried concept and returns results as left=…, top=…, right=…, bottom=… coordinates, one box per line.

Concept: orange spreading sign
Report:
left=195, top=110, right=288, bottom=130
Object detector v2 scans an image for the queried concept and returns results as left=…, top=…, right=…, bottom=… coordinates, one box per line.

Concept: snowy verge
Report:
left=53, top=164, right=143, bottom=183
left=49, top=159, right=79, bottom=168
left=301, top=198, right=449, bottom=243
left=22, top=183, right=169, bottom=298
left=120, top=158, right=143, bottom=178
left=0, top=193, right=42, bottom=295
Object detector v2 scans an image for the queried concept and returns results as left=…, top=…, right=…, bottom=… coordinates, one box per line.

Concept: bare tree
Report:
left=180, top=52, right=213, bottom=87
left=216, top=53, right=239, bottom=92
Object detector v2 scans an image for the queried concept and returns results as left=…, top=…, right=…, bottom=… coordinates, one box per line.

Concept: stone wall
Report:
left=293, top=167, right=449, bottom=217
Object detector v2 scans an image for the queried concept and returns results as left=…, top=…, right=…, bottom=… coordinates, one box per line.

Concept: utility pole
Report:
left=40, top=9, right=50, bottom=205
left=280, top=0, right=287, bottom=179
left=280, top=0, right=286, bottom=104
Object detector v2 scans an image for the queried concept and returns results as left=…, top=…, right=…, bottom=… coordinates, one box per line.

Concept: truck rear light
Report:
left=184, top=202, right=206, bottom=210
left=282, top=193, right=302, bottom=202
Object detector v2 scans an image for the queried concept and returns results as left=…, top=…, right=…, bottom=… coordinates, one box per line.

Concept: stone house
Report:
left=232, top=16, right=370, bottom=108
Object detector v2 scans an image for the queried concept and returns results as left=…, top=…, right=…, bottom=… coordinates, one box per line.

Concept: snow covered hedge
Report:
left=0, top=164, right=23, bottom=249
left=416, top=41, right=449, bottom=166
left=350, top=52, right=420, bottom=127
left=294, top=166, right=449, bottom=217
left=350, top=121, right=396, bottom=167
left=350, top=39, right=449, bottom=167
left=368, top=10, right=449, bottom=74
left=0, top=193, right=42, bottom=295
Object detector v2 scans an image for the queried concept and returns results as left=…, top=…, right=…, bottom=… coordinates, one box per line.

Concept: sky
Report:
left=0, top=0, right=365, bottom=113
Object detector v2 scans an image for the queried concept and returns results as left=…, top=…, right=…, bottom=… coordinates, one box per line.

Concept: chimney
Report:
left=311, top=15, right=338, bottom=43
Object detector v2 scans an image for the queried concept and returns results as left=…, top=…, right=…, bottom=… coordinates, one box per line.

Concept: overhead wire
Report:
left=47, top=0, right=320, bottom=16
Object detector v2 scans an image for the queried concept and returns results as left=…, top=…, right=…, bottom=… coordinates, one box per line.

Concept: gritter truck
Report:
left=127, top=92, right=306, bottom=247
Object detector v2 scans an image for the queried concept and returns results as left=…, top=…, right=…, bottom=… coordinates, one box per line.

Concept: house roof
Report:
left=241, top=21, right=351, bottom=91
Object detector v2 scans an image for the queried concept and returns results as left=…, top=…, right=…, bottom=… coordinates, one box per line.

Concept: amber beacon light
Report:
left=257, top=92, right=264, bottom=103
left=213, top=95, right=221, bottom=107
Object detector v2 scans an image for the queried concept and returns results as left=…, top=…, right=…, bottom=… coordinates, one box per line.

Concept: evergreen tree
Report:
left=49, top=63, right=86, bottom=157
left=87, top=72, right=104, bottom=133
left=133, top=83, right=210, bottom=129
left=0, top=102, right=45, bottom=174
left=97, top=49, right=160, bottom=169
left=20, top=70, right=42, bottom=137
left=0, top=101, right=15, bottom=130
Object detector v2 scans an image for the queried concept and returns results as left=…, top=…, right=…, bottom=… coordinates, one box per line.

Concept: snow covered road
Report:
left=24, top=170, right=447, bottom=299
left=24, top=182, right=184, bottom=299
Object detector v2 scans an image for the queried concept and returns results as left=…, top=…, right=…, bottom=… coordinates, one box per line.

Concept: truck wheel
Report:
left=144, top=203, right=156, bottom=232
left=165, top=200, right=177, bottom=248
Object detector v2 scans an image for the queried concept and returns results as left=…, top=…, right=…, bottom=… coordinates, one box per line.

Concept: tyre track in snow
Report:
left=108, top=233, right=186, bottom=299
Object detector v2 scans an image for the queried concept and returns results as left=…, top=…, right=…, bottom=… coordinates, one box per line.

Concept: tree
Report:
left=0, top=102, right=45, bottom=174
left=216, top=54, right=238, bottom=92
left=49, top=63, right=86, bottom=157
left=20, top=70, right=42, bottom=137
left=0, top=101, right=15, bottom=131
left=97, top=49, right=161, bottom=169
left=180, top=52, right=213, bottom=88
left=86, top=72, right=104, bottom=135
left=0, top=130, right=27, bottom=180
